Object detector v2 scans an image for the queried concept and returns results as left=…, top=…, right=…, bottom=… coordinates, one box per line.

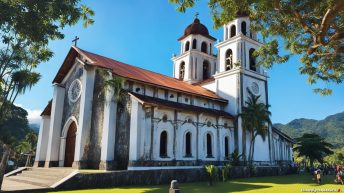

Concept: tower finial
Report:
left=195, top=12, right=199, bottom=19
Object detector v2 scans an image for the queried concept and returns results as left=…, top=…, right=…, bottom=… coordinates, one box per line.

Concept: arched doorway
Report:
left=64, top=122, right=77, bottom=167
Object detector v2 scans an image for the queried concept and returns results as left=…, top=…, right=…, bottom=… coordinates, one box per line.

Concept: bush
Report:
left=230, top=149, right=242, bottom=166
left=221, top=164, right=232, bottom=182
left=204, top=164, right=218, bottom=186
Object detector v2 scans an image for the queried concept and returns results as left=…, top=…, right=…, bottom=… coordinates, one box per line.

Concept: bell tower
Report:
left=172, top=17, right=217, bottom=84
left=214, top=15, right=271, bottom=161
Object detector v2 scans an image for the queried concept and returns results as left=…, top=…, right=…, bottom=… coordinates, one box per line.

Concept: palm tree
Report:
left=294, top=133, right=333, bottom=167
left=98, top=69, right=126, bottom=103
left=240, top=88, right=271, bottom=164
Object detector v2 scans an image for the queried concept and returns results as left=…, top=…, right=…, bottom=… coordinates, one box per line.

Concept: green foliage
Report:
left=0, top=0, right=94, bottom=44
left=248, top=164, right=257, bottom=176
left=240, top=88, right=271, bottom=163
left=98, top=69, right=126, bottom=103
left=221, top=164, right=232, bottom=182
left=293, top=133, right=333, bottom=166
left=0, top=1, right=94, bottom=125
left=229, top=148, right=242, bottom=166
left=324, top=147, right=344, bottom=165
left=169, top=0, right=344, bottom=95
left=0, top=103, right=30, bottom=145
left=274, top=111, right=344, bottom=148
left=204, top=164, right=218, bottom=186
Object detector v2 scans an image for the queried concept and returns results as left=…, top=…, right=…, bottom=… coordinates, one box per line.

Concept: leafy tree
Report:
left=294, top=133, right=333, bottom=167
left=240, top=89, right=271, bottom=164
left=324, top=147, right=344, bottom=165
left=169, top=0, right=344, bottom=95
left=0, top=1, right=94, bottom=190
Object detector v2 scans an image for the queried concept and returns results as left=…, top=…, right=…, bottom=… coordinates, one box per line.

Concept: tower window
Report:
left=160, top=131, right=168, bottom=157
left=185, top=132, right=192, bottom=157
left=202, top=60, right=210, bottom=80
left=201, top=42, right=207, bottom=53
left=225, top=136, right=229, bottom=158
left=230, top=25, right=236, bottom=38
left=192, top=39, right=197, bottom=49
left=185, top=41, right=190, bottom=51
left=241, top=21, right=247, bottom=35
left=179, top=61, right=185, bottom=80
left=225, top=49, right=233, bottom=71
left=249, top=48, right=257, bottom=71
left=206, top=133, right=213, bottom=158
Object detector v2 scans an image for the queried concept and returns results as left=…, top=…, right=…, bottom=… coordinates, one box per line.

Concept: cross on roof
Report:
left=195, top=12, right=199, bottom=18
left=72, top=36, right=79, bottom=47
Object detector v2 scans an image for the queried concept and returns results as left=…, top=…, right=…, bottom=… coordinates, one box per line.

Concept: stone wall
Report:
left=86, top=70, right=105, bottom=169
left=57, top=166, right=296, bottom=190
left=114, top=94, right=131, bottom=170
left=61, top=63, right=83, bottom=133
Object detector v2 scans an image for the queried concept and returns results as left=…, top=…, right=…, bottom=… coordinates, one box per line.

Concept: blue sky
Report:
left=15, top=0, right=344, bottom=124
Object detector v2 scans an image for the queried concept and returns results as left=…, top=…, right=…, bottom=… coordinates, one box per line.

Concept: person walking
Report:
left=316, top=170, right=321, bottom=184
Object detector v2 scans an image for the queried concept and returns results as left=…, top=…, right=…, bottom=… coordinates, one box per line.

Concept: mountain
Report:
left=274, top=111, right=344, bottom=148
left=29, top=123, right=40, bottom=133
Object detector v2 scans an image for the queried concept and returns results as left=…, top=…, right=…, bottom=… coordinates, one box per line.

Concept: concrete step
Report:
left=21, top=170, right=70, bottom=177
left=20, top=171, right=60, bottom=180
left=6, top=175, right=53, bottom=187
left=23, top=169, right=75, bottom=176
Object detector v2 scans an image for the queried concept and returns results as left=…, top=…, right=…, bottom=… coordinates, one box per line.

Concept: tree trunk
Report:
left=251, top=138, right=256, bottom=165
left=0, top=144, right=10, bottom=191
left=248, top=132, right=255, bottom=165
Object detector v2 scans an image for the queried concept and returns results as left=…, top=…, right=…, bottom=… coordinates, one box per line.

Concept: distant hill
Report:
left=29, top=123, right=40, bottom=133
left=274, top=111, right=344, bottom=148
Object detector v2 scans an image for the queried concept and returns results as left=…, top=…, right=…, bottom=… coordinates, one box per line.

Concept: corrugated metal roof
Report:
left=129, top=92, right=234, bottom=119
left=53, top=46, right=226, bottom=102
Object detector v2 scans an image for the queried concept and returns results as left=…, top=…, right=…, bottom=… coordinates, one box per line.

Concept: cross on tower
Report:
left=195, top=12, right=199, bottom=18
left=72, top=36, right=79, bottom=47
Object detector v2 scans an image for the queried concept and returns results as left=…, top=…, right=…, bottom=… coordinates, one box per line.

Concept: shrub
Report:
left=204, top=164, right=218, bottom=186
left=221, top=163, right=232, bottom=182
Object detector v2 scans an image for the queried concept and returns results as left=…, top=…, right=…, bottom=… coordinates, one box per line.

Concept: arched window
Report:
left=230, top=25, right=236, bottom=38
left=160, top=131, right=168, bottom=157
left=249, top=48, right=256, bottom=71
left=185, top=132, right=192, bottom=157
left=192, top=39, right=197, bottom=49
left=241, top=21, right=247, bottom=35
left=185, top=41, right=190, bottom=52
left=202, top=60, right=210, bottom=80
left=179, top=62, right=185, bottom=80
left=206, top=133, right=213, bottom=157
left=224, top=136, right=229, bottom=158
left=225, top=49, right=233, bottom=71
left=201, top=42, right=207, bottom=53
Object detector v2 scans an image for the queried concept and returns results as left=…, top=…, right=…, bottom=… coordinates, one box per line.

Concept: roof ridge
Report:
left=60, top=46, right=225, bottom=101
left=76, top=47, right=218, bottom=91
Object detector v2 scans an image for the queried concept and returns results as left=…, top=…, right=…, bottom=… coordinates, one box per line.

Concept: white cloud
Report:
left=14, top=103, right=42, bottom=125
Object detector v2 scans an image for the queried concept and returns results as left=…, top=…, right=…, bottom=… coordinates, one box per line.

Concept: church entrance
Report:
left=64, top=122, right=77, bottom=167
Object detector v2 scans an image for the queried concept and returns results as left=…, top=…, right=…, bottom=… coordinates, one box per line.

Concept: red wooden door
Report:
left=64, top=122, right=77, bottom=167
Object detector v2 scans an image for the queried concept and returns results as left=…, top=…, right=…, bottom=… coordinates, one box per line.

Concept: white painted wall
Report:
left=35, top=116, right=51, bottom=162
left=45, top=85, right=65, bottom=166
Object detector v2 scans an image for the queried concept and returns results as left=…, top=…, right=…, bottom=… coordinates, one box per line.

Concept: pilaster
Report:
left=73, top=65, right=96, bottom=169
left=99, top=81, right=118, bottom=170
left=34, top=116, right=51, bottom=167
left=45, top=85, right=65, bottom=167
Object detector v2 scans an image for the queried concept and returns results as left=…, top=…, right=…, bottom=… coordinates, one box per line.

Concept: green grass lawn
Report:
left=52, top=173, right=343, bottom=193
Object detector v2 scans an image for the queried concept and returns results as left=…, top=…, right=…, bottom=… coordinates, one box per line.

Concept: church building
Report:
left=34, top=15, right=294, bottom=170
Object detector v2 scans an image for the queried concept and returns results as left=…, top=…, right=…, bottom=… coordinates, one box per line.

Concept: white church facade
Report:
left=34, top=16, right=294, bottom=170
